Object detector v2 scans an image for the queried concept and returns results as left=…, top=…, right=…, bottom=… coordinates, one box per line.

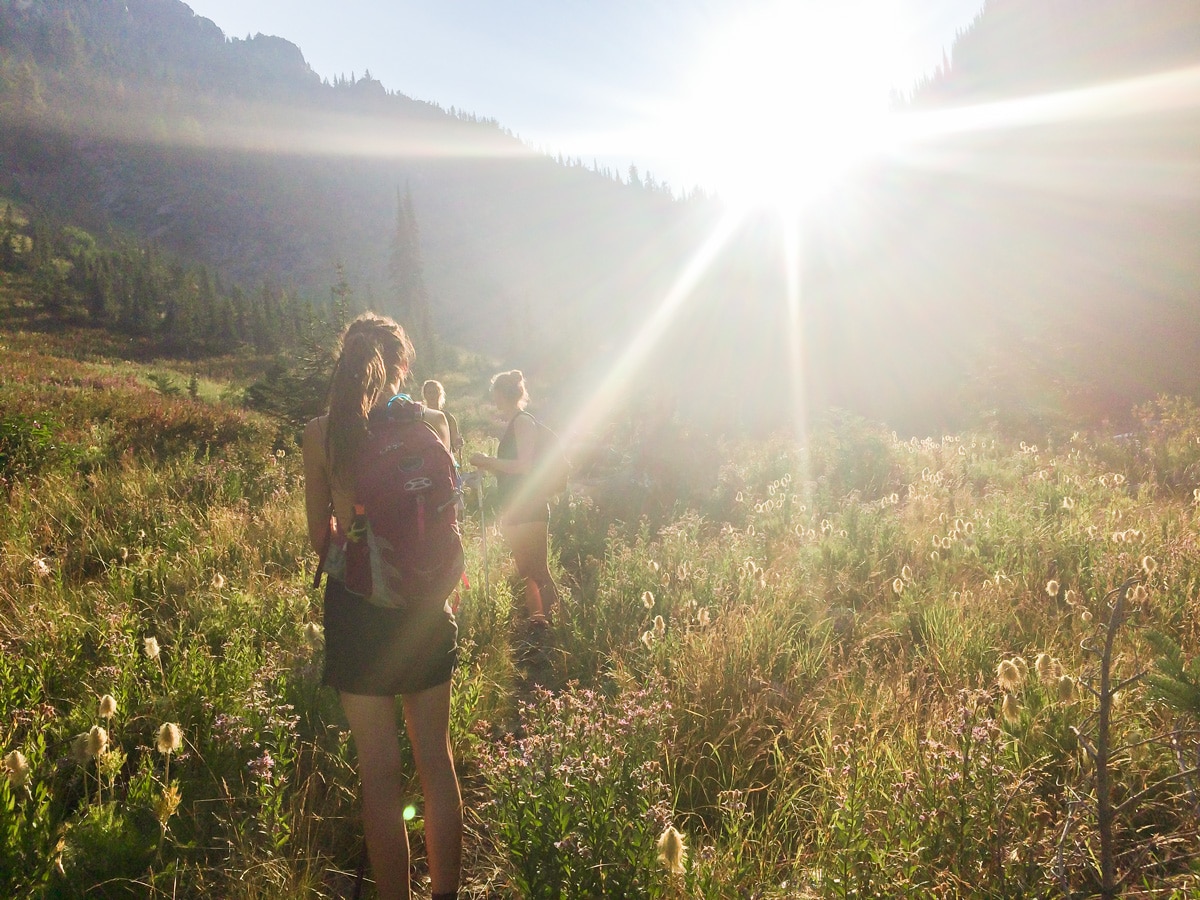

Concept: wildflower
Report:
left=157, top=723, right=183, bottom=755
left=98, top=694, right=118, bottom=720
left=1012, top=655, right=1029, bottom=677
left=1114, top=474, right=1126, bottom=485
left=697, top=608, right=712, bottom=628
left=901, top=565, right=912, bottom=582
left=1142, top=556, right=1158, bottom=576
left=144, top=637, right=161, bottom=660
left=86, top=726, right=108, bottom=759
left=4, top=750, right=30, bottom=789
left=32, top=557, right=51, bottom=578
left=1045, top=579, right=1059, bottom=598
left=640, top=630, right=655, bottom=650
left=1061, top=497, right=1075, bottom=510
left=653, top=615, right=666, bottom=638
left=304, top=622, right=324, bottom=649
left=656, top=824, right=687, bottom=876
left=1035, top=653, right=1060, bottom=683
left=964, top=521, right=974, bottom=535
left=1131, top=584, right=1148, bottom=603
left=1065, top=589, right=1078, bottom=606
left=930, top=550, right=940, bottom=562
left=72, top=733, right=90, bottom=764
left=649, top=560, right=660, bottom=573
left=155, top=783, right=182, bottom=827
left=1001, top=693, right=1021, bottom=725
left=641, top=590, right=655, bottom=609
left=118, top=547, right=129, bottom=562
left=892, top=578, right=904, bottom=595
left=1081, top=609, right=1094, bottom=623
left=996, top=659, right=1022, bottom=691
left=211, top=573, right=226, bottom=590
left=247, top=750, right=275, bottom=781
left=1056, top=675, right=1076, bottom=703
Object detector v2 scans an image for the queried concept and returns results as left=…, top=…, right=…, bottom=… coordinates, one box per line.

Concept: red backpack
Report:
left=337, top=395, right=464, bottom=611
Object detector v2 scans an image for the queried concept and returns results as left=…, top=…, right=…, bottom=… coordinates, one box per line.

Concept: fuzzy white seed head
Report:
left=99, top=694, right=118, bottom=720
left=303, top=622, right=324, bottom=649
left=86, top=726, right=108, bottom=759
left=656, top=825, right=687, bottom=876
left=157, top=723, right=183, bottom=756
left=144, top=637, right=161, bottom=660
left=1002, top=693, right=1021, bottom=725
left=4, top=750, right=30, bottom=789
left=997, top=659, right=1022, bottom=691
left=1056, top=675, right=1076, bottom=703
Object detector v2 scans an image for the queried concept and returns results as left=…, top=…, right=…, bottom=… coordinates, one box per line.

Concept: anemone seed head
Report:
left=4, top=750, right=30, bottom=788
left=157, top=723, right=183, bottom=755
left=1002, top=693, right=1021, bottom=725
left=657, top=824, right=688, bottom=876
left=997, top=659, right=1022, bottom=691
left=86, top=726, right=108, bottom=758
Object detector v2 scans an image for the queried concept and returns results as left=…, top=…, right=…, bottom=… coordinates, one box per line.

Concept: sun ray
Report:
left=501, top=212, right=746, bottom=511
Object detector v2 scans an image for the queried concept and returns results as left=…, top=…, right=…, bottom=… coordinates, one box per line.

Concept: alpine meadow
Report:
left=5, top=1, right=1200, bottom=898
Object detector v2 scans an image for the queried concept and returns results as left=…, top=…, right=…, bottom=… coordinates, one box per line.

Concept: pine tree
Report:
left=388, top=184, right=436, bottom=369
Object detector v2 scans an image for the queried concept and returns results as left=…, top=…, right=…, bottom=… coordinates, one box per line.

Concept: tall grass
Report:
left=4, top=336, right=1200, bottom=897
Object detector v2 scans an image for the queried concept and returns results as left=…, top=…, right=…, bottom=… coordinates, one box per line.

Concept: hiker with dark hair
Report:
left=422, top=379, right=463, bottom=457
left=470, top=369, right=561, bottom=632
left=302, top=313, right=461, bottom=900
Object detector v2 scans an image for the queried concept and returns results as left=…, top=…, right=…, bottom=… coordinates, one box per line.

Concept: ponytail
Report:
left=325, top=313, right=415, bottom=489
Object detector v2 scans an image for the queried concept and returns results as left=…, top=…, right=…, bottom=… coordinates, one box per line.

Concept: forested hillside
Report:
left=2, top=0, right=1199, bottom=433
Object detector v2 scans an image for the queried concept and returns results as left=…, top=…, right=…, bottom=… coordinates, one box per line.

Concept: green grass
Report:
left=5, top=330, right=1200, bottom=897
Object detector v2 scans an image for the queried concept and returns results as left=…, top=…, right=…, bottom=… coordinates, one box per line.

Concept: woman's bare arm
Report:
left=301, top=418, right=333, bottom=553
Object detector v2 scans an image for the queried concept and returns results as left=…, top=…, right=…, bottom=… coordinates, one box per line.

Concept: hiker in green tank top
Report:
left=470, top=369, right=561, bottom=630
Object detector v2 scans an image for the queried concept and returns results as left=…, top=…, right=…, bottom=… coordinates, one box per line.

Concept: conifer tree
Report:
left=388, top=183, right=436, bottom=369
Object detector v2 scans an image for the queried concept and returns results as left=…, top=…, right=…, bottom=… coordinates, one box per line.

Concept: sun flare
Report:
left=673, top=0, right=905, bottom=212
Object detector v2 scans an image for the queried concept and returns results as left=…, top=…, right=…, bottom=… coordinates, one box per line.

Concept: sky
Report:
left=183, top=0, right=987, bottom=196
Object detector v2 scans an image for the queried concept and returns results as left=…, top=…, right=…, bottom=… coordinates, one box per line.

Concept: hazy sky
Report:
left=184, top=0, right=986, bottom=193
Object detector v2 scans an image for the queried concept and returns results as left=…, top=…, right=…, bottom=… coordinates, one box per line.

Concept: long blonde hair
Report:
left=326, top=313, right=414, bottom=488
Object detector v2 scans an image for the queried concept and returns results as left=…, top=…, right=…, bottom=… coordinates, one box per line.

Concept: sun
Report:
left=672, top=0, right=904, bottom=213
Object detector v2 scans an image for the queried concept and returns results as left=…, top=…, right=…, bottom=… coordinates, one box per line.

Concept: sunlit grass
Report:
left=4, top=339, right=1200, bottom=896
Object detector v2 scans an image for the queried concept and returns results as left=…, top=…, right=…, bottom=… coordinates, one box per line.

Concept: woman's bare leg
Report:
left=403, top=681, right=462, bottom=896
left=505, top=522, right=559, bottom=621
left=340, top=692, right=410, bottom=900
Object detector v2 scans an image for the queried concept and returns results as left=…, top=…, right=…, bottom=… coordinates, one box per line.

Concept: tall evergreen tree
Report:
left=388, top=184, right=436, bottom=369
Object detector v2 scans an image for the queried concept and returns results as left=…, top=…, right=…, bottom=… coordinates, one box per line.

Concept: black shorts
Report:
left=322, top=577, right=458, bottom=696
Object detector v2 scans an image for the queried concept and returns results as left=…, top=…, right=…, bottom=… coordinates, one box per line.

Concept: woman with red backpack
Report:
left=302, top=313, right=461, bottom=900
